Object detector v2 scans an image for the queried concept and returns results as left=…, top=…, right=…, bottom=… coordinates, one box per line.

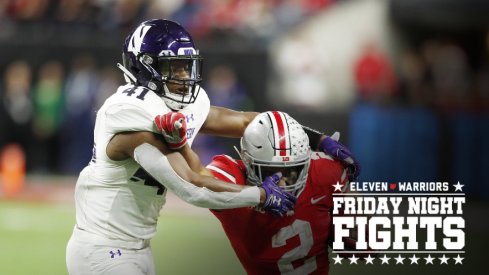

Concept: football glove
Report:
left=154, top=112, right=187, bottom=150
left=319, top=132, right=361, bottom=181
left=260, top=173, right=297, bottom=217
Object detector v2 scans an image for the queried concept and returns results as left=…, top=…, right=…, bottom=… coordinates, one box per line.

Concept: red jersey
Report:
left=207, top=152, right=348, bottom=275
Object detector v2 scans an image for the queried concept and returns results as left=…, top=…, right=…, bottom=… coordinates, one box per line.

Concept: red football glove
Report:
left=154, top=112, right=187, bottom=149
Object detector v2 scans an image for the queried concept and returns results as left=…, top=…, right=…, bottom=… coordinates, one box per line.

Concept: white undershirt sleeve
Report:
left=133, top=143, right=260, bottom=209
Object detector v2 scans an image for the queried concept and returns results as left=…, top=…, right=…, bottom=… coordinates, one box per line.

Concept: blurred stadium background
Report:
left=0, top=0, right=488, bottom=274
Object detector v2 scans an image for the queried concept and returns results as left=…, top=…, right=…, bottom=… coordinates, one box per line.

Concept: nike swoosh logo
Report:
left=311, top=195, right=326, bottom=204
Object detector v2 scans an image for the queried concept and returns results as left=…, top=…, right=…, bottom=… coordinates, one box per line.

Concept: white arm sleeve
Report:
left=133, top=143, right=260, bottom=209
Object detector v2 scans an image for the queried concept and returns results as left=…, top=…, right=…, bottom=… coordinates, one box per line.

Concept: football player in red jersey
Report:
left=205, top=111, right=349, bottom=275
left=160, top=110, right=351, bottom=274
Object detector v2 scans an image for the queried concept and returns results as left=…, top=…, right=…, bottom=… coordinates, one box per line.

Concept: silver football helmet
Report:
left=239, top=111, right=311, bottom=196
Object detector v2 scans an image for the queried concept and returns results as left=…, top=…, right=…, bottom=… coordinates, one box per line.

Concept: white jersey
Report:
left=74, top=83, right=210, bottom=242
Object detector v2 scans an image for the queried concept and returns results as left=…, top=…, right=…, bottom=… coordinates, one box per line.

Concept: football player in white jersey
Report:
left=66, top=19, right=296, bottom=275
left=66, top=19, right=360, bottom=275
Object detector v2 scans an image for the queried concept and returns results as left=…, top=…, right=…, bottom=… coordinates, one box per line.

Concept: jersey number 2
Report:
left=272, top=220, right=317, bottom=275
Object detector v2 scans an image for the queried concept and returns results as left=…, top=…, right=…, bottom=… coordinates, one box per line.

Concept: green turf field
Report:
left=0, top=200, right=245, bottom=275
left=0, top=200, right=484, bottom=275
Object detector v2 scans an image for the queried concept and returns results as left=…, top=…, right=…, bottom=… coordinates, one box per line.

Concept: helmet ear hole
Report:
left=147, top=82, right=158, bottom=91
left=141, top=55, right=154, bottom=65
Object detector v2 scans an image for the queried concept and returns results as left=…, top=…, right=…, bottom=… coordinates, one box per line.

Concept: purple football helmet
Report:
left=121, top=19, right=203, bottom=110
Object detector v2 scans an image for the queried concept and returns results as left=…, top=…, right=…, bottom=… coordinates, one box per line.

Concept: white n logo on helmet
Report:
left=128, top=25, right=152, bottom=56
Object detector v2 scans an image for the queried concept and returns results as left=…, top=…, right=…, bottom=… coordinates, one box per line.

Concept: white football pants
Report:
left=66, top=226, right=155, bottom=275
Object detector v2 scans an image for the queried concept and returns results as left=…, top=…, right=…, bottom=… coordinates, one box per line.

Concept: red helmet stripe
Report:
left=271, top=111, right=287, bottom=156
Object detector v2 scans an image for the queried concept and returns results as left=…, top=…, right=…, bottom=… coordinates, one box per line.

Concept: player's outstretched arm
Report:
left=107, top=131, right=295, bottom=213
left=199, top=107, right=362, bottom=181
left=200, top=106, right=258, bottom=137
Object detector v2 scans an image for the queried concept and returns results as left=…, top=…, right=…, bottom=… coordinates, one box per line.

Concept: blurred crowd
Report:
left=351, top=35, right=489, bottom=198
left=0, top=0, right=335, bottom=43
left=0, top=0, right=335, bottom=176
left=0, top=56, right=121, bottom=174
left=354, top=37, right=489, bottom=112
left=0, top=55, right=253, bottom=174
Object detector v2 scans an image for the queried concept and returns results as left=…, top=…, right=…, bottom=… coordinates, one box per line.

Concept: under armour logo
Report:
left=109, top=249, right=122, bottom=258
left=271, top=195, right=282, bottom=206
left=186, top=114, right=195, bottom=123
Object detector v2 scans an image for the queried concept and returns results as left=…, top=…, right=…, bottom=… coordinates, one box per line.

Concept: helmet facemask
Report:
left=241, top=149, right=311, bottom=197
left=140, top=54, right=203, bottom=110
left=239, top=111, right=311, bottom=197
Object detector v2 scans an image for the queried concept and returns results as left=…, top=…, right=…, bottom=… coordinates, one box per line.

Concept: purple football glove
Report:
left=319, top=132, right=361, bottom=181
left=260, top=173, right=297, bottom=217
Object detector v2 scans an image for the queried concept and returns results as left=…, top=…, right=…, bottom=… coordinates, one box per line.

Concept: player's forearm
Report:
left=234, top=110, right=259, bottom=136
left=176, top=145, right=266, bottom=199
left=189, top=172, right=246, bottom=192
left=133, top=143, right=261, bottom=208
left=184, top=171, right=266, bottom=204
left=179, top=144, right=209, bottom=175
left=201, top=106, right=258, bottom=137
left=169, top=145, right=246, bottom=191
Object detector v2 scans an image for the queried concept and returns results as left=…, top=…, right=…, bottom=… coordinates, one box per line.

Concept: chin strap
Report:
left=117, top=63, right=137, bottom=84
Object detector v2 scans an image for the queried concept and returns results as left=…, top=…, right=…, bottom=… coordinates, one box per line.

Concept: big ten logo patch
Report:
left=186, top=128, right=195, bottom=139
left=185, top=113, right=196, bottom=139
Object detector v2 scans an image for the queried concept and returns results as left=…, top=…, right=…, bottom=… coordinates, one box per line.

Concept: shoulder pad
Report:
left=207, top=155, right=246, bottom=185
left=104, top=85, right=170, bottom=133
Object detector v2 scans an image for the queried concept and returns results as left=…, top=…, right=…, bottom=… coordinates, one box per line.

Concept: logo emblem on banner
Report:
left=331, top=181, right=465, bottom=265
